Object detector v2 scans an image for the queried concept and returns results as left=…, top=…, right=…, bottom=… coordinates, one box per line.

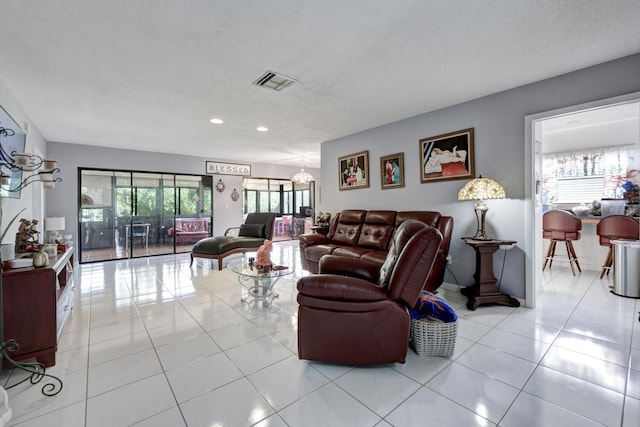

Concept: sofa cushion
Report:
left=337, top=210, right=367, bottom=223
left=305, top=244, right=339, bottom=264
left=364, top=210, right=397, bottom=225
left=239, top=223, right=265, bottom=238
left=356, top=211, right=396, bottom=250
left=360, top=251, right=387, bottom=266
left=396, top=211, right=440, bottom=228
left=357, top=225, right=393, bottom=250
left=333, top=223, right=362, bottom=246
left=332, top=210, right=366, bottom=245
left=332, top=246, right=371, bottom=258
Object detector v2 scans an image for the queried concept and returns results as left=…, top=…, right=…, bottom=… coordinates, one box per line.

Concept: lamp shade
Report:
left=44, top=217, right=65, bottom=231
left=292, top=168, right=314, bottom=184
left=458, top=176, right=506, bottom=201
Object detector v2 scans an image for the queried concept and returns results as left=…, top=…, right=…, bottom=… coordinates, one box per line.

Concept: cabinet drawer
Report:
left=56, top=283, right=75, bottom=342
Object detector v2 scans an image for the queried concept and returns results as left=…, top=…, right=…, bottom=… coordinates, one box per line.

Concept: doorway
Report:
left=524, top=92, right=640, bottom=307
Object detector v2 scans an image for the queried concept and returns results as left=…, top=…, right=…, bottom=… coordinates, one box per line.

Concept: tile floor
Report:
left=2, top=240, right=639, bottom=426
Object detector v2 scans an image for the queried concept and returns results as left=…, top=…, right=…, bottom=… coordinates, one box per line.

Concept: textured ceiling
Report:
left=0, top=0, right=639, bottom=168
left=541, top=102, right=640, bottom=154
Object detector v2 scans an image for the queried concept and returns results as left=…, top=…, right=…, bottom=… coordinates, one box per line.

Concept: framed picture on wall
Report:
left=338, top=150, right=369, bottom=190
left=380, top=152, right=405, bottom=189
left=420, top=128, right=474, bottom=183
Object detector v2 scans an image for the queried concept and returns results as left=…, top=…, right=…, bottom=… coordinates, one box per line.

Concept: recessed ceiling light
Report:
left=256, top=126, right=268, bottom=132
left=210, top=118, right=223, bottom=124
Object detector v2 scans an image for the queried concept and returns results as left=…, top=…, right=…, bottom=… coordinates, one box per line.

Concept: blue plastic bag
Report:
left=410, top=291, right=457, bottom=322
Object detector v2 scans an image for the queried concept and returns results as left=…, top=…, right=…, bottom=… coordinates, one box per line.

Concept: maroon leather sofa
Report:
left=299, top=209, right=453, bottom=292
left=297, top=220, right=443, bottom=364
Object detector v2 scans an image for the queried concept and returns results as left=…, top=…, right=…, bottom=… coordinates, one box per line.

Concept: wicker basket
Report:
left=410, top=318, right=458, bottom=357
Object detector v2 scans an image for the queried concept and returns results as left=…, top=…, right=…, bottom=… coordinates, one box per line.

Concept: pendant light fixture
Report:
left=291, top=158, right=314, bottom=184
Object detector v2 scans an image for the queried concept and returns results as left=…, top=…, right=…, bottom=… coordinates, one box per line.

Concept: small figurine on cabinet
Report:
left=15, top=218, right=41, bottom=253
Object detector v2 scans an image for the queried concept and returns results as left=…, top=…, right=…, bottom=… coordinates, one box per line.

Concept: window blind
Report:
left=556, top=177, right=604, bottom=203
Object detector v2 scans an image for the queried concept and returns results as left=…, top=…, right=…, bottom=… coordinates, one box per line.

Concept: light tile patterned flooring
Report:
left=2, top=240, right=639, bottom=426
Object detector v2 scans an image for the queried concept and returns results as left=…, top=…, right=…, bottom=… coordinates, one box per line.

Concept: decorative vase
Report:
left=32, top=247, right=49, bottom=268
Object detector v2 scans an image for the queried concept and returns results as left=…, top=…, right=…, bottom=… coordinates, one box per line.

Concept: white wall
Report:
left=319, top=54, right=640, bottom=299
left=0, top=80, right=48, bottom=245
left=212, top=174, right=244, bottom=236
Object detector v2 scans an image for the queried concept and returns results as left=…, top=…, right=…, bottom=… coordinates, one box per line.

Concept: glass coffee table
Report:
left=229, top=259, right=294, bottom=308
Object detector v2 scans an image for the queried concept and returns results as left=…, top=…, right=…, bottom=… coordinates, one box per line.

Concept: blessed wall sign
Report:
left=205, top=161, right=251, bottom=176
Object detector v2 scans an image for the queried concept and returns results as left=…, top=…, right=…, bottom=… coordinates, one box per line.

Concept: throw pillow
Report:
left=239, top=224, right=265, bottom=238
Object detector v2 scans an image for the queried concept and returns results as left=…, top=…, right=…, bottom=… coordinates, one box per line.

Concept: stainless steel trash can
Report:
left=612, top=239, right=640, bottom=298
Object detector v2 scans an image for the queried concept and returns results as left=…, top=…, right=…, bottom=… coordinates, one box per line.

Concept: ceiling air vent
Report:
left=252, top=70, right=297, bottom=91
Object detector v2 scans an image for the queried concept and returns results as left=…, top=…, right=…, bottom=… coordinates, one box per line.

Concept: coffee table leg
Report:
left=262, top=276, right=279, bottom=307
left=259, top=276, right=281, bottom=308
left=239, top=275, right=257, bottom=304
left=238, top=275, right=279, bottom=308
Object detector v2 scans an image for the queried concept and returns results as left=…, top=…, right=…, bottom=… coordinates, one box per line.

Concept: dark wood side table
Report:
left=460, top=237, right=520, bottom=311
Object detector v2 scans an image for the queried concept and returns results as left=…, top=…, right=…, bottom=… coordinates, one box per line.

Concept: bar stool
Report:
left=596, top=215, right=640, bottom=279
left=542, top=210, right=582, bottom=276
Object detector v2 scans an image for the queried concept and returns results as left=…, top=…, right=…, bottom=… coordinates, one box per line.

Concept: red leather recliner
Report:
left=296, top=220, right=443, bottom=365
